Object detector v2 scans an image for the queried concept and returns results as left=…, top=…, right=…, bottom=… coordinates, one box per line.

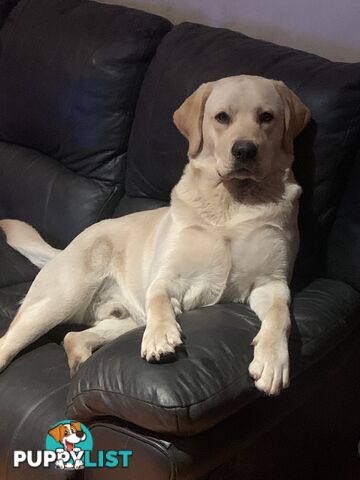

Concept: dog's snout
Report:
left=76, top=431, right=84, bottom=438
left=231, top=140, right=258, bottom=163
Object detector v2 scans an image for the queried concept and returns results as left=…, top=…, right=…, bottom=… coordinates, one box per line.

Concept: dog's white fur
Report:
left=0, top=75, right=310, bottom=395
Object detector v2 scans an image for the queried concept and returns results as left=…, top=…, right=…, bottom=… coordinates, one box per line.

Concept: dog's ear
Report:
left=70, top=421, right=82, bottom=432
left=173, top=82, right=214, bottom=158
left=48, top=425, right=64, bottom=442
left=273, top=80, right=311, bottom=153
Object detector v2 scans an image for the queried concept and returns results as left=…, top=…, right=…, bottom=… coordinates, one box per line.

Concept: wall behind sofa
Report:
left=100, top=0, right=360, bottom=62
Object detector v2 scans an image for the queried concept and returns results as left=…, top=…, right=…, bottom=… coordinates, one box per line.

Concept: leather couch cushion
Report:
left=0, top=342, right=74, bottom=480
left=0, top=0, right=171, bottom=247
left=0, top=0, right=171, bottom=183
left=0, top=228, right=38, bottom=288
left=0, top=282, right=31, bottom=335
left=0, top=142, right=120, bottom=247
left=86, top=331, right=360, bottom=480
left=327, top=151, right=360, bottom=291
left=66, top=279, right=360, bottom=435
left=125, top=22, right=360, bottom=285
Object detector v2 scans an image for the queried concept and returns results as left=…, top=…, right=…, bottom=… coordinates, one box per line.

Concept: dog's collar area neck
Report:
left=189, top=161, right=286, bottom=205
left=222, top=171, right=286, bottom=206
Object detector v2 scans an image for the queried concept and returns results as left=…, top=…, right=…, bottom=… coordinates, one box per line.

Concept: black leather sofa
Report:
left=0, top=1, right=360, bottom=479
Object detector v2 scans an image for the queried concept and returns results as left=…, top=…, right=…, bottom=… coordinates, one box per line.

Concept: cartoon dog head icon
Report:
left=48, top=421, right=86, bottom=452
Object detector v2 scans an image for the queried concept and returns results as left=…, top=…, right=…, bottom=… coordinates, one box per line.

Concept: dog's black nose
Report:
left=76, top=431, right=84, bottom=438
left=231, top=140, right=258, bottom=163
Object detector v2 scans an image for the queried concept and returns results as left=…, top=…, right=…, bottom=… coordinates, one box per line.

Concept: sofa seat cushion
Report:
left=125, top=22, right=360, bottom=285
left=66, top=278, right=360, bottom=436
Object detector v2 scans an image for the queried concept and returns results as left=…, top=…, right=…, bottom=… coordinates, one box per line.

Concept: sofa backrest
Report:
left=124, top=22, right=360, bottom=287
left=0, top=0, right=171, bottom=247
left=327, top=150, right=360, bottom=291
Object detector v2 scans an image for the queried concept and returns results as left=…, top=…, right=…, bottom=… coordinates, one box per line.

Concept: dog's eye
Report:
left=259, top=111, right=274, bottom=123
left=215, top=111, right=230, bottom=124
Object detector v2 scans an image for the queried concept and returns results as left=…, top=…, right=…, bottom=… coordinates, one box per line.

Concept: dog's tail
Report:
left=0, top=219, right=61, bottom=268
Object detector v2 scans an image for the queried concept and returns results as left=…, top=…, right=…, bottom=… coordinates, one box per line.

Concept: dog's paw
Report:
left=68, top=358, right=88, bottom=378
left=249, top=335, right=289, bottom=396
left=63, top=332, right=91, bottom=377
left=141, top=321, right=182, bottom=362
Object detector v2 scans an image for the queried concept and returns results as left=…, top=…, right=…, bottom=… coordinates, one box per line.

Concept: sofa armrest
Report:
left=66, top=279, right=360, bottom=436
left=0, top=228, right=38, bottom=288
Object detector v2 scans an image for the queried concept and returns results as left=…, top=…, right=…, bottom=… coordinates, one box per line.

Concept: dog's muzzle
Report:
left=231, top=140, right=258, bottom=169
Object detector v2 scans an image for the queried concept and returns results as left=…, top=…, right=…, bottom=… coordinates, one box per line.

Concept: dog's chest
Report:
left=222, top=222, right=288, bottom=302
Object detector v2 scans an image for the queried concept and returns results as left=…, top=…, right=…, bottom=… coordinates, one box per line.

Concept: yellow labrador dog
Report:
left=0, top=75, right=310, bottom=396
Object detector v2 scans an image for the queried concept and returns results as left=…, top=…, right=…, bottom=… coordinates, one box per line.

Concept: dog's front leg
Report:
left=141, top=280, right=182, bottom=362
left=248, top=280, right=291, bottom=396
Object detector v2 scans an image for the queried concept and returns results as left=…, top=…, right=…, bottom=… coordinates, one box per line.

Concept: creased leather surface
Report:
left=0, top=343, right=76, bottom=480
left=0, top=0, right=172, bottom=247
left=67, top=279, right=360, bottom=436
left=125, top=22, right=360, bottom=285
left=0, top=142, right=119, bottom=248
left=0, top=0, right=171, bottom=182
left=0, top=229, right=38, bottom=288
left=85, top=326, right=360, bottom=480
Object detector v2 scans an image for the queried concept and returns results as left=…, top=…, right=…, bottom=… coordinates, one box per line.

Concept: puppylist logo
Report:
left=13, top=420, right=132, bottom=470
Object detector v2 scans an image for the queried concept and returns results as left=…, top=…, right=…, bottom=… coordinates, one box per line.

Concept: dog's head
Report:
left=174, top=75, right=310, bottom=186
left=48, top=422, right=86, bottom=451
